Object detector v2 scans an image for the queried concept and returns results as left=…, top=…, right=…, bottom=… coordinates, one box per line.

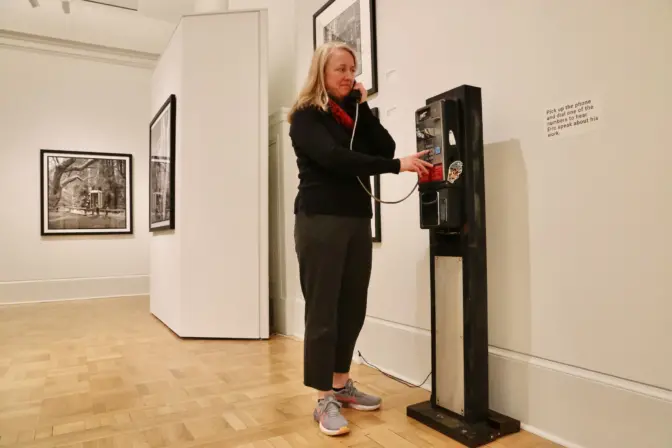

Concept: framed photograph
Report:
left=313, top=0, right=378, bottom=96
left=40, top=149, right=132, bottom=235
left=149, top=94, right=176, bottom=232
left=371, top=106, right=382, bottom=242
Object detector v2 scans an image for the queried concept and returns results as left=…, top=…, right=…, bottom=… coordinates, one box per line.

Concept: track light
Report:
left=28, top=0, right=39, bottom=7
left=62, top=0, right=70, bottom=13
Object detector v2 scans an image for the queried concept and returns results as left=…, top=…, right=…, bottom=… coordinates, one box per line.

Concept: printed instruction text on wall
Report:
left=545, top=98, right=600, bottom=139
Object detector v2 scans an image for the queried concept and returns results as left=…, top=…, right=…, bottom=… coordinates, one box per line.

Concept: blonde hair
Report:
left=287, top=41, right=357, bottom=123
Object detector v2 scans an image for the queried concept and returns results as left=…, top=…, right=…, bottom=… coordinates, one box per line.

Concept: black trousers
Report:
left=294, top=212, right=372, bottom=391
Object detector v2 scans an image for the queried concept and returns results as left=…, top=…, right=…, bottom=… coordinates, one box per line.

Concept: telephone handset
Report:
left=347, top=80, right=362, bottom=103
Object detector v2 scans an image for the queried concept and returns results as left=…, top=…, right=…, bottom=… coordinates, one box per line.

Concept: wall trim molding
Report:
left=489, top=346, right=672, bottom=404
left=1, top=293, right=148, bottom=307
left=0, top=274, right=149, bottom=305
left=0, top=30, right=159, bottom=69
left=364, top=314, right=431, bottom=336
left=269, top=107, right=290, bottom=127
left=521, top=423, right=583, bottom=448
left=2, top=274, right=148, bottom=284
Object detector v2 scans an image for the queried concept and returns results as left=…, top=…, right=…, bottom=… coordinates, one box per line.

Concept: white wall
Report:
left=229, top=0, right=296, bottom=112
left=148, top=23, right=184, bottom=332
left=150, top=11, right=269, bottom=339
left=265, top=0, right=322, bottom=338
left=288, top=0, right=672, bottom=446
left=293, top=0, right=323, bottom=94
left=0, top=0, right=298, bottom=114
left=0, top=45, right=152, bottom=304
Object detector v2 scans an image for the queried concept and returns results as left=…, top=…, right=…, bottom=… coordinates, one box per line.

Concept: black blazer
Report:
left=289, top=100, right=400, bottom=218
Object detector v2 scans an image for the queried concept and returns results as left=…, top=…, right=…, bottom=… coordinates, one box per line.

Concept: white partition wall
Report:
left=149, top=10, right=269, bottom=339
left=268, top=108, right=303, bottom=337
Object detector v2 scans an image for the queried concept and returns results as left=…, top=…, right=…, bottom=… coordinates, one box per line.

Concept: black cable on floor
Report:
left=357, top=350, right=432, bottom=389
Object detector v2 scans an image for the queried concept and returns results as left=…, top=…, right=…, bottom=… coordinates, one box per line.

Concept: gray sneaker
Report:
left=334, top=379, right=382, bottom=411
left=313, top=395, right=350, bottom=436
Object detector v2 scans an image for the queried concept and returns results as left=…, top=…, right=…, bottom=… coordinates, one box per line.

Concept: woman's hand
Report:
left=353, top=82, right=367, bottom=103
left=399, top=150, right=433, bottom=175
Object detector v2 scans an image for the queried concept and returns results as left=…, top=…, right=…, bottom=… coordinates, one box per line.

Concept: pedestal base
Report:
left=407, top=401, right=520, bottom=448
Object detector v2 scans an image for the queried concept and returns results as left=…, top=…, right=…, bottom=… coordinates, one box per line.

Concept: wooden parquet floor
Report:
left=0, top=297, right=560, bottom=448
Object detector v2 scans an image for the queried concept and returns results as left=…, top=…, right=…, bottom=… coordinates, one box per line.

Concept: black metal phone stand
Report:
left=406, top=85, right=521, bottom=447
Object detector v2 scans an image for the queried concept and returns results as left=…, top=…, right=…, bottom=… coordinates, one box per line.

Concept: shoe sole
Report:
left=347, top=402, right=380, bottom=411
left=336, top=398, right=381, bottom=411
left=319, top=422, right=350, bottom=436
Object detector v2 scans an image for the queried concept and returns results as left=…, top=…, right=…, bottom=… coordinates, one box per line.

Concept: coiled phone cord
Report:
left=351, top=103, right=419, bottom=204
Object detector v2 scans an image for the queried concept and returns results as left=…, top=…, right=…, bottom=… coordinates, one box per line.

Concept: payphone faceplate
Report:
left=415, top=100, right=462, bottom=231
left=415, top=101, right=448, bottom=184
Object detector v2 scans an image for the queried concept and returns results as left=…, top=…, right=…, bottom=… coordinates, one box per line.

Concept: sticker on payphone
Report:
left=447, top=160, right=463, bottom=183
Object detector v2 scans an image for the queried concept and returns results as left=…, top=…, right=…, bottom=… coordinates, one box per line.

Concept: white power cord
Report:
left=351, top=103, right=419, bottom=204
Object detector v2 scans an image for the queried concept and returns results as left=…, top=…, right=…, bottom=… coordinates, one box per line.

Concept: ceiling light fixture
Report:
left=62, top=0, right=70, bottom=13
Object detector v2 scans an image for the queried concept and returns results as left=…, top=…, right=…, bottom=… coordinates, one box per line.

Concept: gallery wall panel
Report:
left=0, top=46, right=151, bottom=302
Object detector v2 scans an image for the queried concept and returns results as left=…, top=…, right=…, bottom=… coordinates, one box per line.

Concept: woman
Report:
left=288, top=41, right=431, bottom=436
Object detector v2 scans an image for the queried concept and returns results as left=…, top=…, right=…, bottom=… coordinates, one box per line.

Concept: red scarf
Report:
left=328, top=99, right=354, bottom=131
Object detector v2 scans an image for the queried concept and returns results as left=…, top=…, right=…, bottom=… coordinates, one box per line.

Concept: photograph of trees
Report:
left=149, top=94, right=176, bottom=232
left=40, top=150, right=133, bottom=235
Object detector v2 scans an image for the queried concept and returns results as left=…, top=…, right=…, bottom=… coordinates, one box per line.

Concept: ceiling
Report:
left=0, top=0, right=199, bottom=54
left=81, top=0, right=139, bottom=10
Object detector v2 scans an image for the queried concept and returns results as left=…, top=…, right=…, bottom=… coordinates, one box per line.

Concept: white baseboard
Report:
left=277, top=298, right=672, bottom=448
left=0, top=275, right=149, bottom=305
left=356, top=315, right=433, bottom=389
left=488, top=348, right=672, bottom=448
left=520, top=423, right=583, bottom=448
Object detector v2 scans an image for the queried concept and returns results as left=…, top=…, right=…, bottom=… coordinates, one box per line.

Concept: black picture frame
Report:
left=313, top=0, right=378, bottom=96
left=39, top=149, right=133, bottom=236
left=371, top=106, right=382, bottom=242
left=149, top=94, right=176, bottom=232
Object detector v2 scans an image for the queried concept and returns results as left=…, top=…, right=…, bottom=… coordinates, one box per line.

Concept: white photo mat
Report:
left=40, top=149, right=133, bottom=235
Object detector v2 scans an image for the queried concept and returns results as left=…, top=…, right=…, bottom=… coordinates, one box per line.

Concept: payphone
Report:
left=407, top=85, right=521, bottom=447
left=415, top=97, right=464, bottom=230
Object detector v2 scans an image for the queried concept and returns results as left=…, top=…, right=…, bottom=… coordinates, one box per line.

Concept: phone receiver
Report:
left=348, top=81, right=362, bottom=102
